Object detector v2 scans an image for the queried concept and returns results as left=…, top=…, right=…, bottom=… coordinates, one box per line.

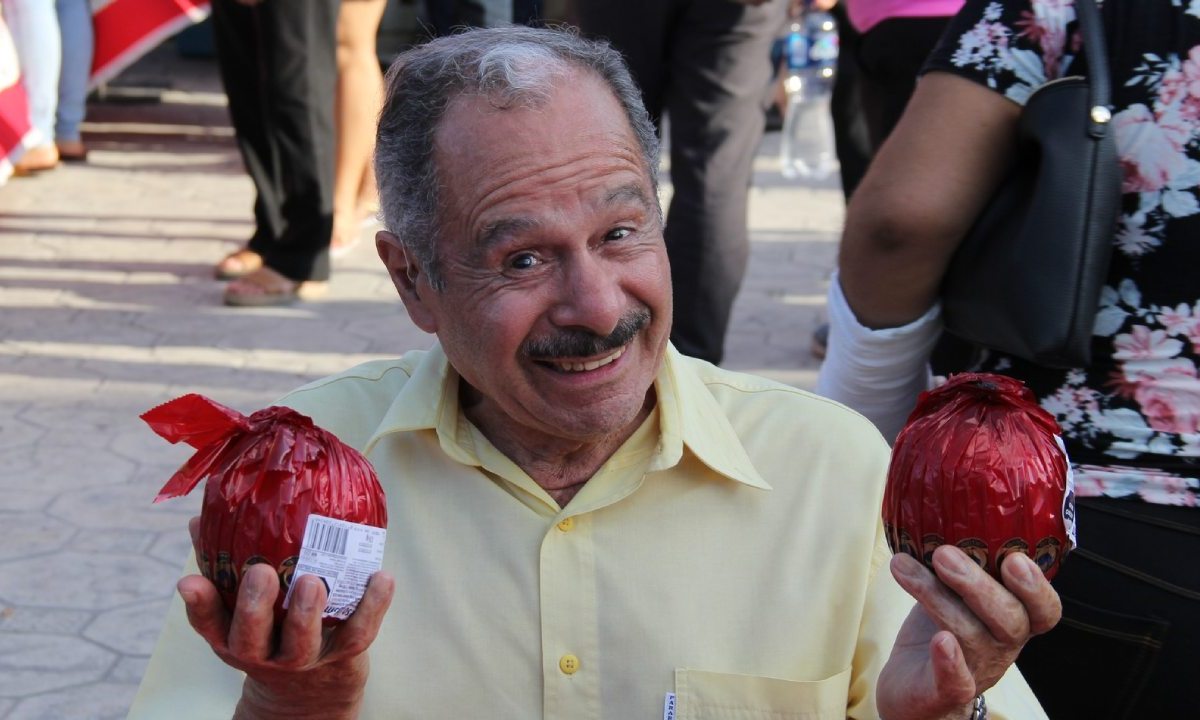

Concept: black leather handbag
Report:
left=940, top=0, right=1121, bottom=369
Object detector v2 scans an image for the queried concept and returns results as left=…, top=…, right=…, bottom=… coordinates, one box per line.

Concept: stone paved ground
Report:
left=0, top=44, right=842, bottom=720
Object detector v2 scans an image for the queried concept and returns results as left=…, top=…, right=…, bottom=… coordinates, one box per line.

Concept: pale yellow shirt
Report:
left=128, top=344, right=1046, bottom=720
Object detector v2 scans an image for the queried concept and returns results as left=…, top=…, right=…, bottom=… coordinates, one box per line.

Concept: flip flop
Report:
left=214, top=247, right=263, bottom=280
left=223, top=267, right=328, bottom=307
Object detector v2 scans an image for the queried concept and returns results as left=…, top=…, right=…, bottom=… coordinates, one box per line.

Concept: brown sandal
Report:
left=214, top=247, right=263, bottom=280
left=222, top=267, right=328, bottom=307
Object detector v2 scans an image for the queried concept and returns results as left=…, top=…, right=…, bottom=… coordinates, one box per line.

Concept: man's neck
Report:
left=463, top=389, right=656, bottom=508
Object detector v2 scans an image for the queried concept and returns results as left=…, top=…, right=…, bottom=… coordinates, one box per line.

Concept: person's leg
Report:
left=54, top=0, right=93, bottom=157
left=855, top=16, right=951, bottom=150
left=3, top=0, right=61, bottom=169
left=210, top=0, right=277, bottom=278
left=662, top=0, right=787, bottom=364
left=575, top=0, right=673, bottom=126
left=239, top=0, right=338, bottom=287
left=1015, top=497, right=1200, bottom=718
left=828, top=1, right=870, bottom=201
left=332, top=0, right=386, bottom=254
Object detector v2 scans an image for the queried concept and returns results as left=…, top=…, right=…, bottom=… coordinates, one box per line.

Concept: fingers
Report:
left=930, top=546, right=1031, bottom=646
left=891, top=552, right=987, bottom=641
left=928, top=631, right=978, bottom=709
left=226, top=563, right=280, bottom=663
left=999, top=553, right=1062, bottom=636
left=326, top=572, right=395, bottom=663
left=274, top=574, right=328, bottom=668
left=179, top=573, right=231, bottom=651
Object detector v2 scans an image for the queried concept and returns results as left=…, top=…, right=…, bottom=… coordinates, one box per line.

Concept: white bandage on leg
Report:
left=814, top=271, right=943, bottom=443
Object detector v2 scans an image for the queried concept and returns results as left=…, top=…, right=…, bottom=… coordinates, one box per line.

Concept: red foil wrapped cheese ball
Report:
left=883, top=373, right=1075, bottom=581
left=143, top=393, right=387, bottom=622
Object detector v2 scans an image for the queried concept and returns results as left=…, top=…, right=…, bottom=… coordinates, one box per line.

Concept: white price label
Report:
left=283, top=514, right=387, bottom=621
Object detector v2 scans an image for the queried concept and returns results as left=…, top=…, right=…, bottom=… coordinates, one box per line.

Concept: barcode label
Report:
left=283, top=514, right=387, bottom=621
left=305, top=519, right=349, bottom=555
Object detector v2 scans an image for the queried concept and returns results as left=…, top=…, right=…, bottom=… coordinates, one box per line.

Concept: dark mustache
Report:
left=522, top=308, right=651, bottom=359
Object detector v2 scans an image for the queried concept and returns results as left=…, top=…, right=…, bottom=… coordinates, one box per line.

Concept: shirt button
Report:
left=556, top=517, right=575, bottom=532
left=559, top=654, right=580, bottom=675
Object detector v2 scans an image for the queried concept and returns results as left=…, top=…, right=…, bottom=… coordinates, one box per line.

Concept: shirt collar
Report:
left=364, top=342, right=770, bottom=491
left=653, top=345, right=771, bottom=490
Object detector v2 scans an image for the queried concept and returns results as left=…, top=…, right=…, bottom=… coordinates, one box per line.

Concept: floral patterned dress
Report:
left=926, top=0, right=1200, bottom=506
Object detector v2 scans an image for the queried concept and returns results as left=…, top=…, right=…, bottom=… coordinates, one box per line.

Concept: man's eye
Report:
left=605, top=227, right=632, bottom=241
left=508, top=252, right=539, bottom=270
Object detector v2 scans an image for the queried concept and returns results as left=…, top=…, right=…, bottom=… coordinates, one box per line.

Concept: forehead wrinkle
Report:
left=478, top=215, right=541, bottom=249
left=603, top=182, right=657, bottom=214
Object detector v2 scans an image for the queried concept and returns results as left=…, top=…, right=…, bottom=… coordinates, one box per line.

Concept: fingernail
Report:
left=242, top=567, right=268, bottom=601
left=295, top=577, right=318, bottom=613
left=939, top=547, right=970, bottom=576
left=178, top=588, right=197, bottom=607
left=1009, top=553, right=1036, bottom=586
left=893, top=552, right=921, bottom=578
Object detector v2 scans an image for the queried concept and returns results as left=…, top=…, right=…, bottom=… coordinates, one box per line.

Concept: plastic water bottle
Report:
left=780, top=9, right=839, bottom=180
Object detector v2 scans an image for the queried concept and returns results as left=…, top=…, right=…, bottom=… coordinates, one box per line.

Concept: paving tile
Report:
left=146, top=525, right=193, bottom=571
left=17, top=406, right=121, bottom=449
left=0, top=512, right=76, bottom=561
left=76, top=528, right=159, bottom=557
left=84, top=599, right=172, bottom=655
left=109, top=656, right=151, bottom=685
left=0, top=414, right=44, bottom=452
left=49, top=481, right=198, bottom=533
left=7, top=682, right=136, bottom=720
left=0, top=445, right=135, bottom=493
left=0, top=490, right=50, bottom=513
left=0, top=552, right=178, bottom=610
left=0, top=634, right=115, bottom=696
left=0, top=606, right=95, bottom=635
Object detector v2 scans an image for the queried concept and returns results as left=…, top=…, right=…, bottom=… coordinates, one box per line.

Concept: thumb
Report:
left=929, top=631, right=977, bottom=710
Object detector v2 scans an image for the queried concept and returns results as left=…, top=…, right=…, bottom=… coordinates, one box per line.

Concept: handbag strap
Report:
left=1074, top=0, right=1113, bottom=138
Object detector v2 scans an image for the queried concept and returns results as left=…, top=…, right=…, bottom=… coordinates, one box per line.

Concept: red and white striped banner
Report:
left=90, top=0, right=211, bottom=88
left=0, top=14, right=39, bottom=183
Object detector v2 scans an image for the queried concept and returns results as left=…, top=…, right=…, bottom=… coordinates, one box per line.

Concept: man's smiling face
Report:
left=401, top=68, right=671, bottom=445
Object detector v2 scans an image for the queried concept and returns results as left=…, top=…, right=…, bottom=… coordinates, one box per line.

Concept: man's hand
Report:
left=877, top=546, right=1061, bottom=720
left=178, top=517, right=396, bottom=720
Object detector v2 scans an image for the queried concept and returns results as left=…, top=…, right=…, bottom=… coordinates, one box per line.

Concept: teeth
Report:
left=552, top=346, right=625, bottom=373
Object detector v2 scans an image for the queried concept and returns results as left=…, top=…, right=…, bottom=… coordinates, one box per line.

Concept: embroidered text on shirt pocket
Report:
left=673, top=666, right=852, bottom=720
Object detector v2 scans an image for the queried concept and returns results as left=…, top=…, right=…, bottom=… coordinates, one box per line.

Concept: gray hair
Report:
left=374, top=25, right=661, bottom=290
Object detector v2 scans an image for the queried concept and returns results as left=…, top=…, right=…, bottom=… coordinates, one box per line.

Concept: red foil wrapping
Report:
left=143, top=394, right=387, bottom=621
left=883, top=373, right=1075, bottom=581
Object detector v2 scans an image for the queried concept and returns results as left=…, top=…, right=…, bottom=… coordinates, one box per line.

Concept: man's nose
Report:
left=548, top=252, right=624, bottom=338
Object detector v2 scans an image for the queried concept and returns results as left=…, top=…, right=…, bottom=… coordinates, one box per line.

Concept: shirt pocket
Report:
left=674, top=666, right=852, bottom=720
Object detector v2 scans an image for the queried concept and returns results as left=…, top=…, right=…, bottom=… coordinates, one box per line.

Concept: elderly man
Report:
left=129, top=27, right=1057, bottom=719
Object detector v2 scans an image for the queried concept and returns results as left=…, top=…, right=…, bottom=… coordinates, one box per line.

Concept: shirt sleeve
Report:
left=924, top=0, right=1081, bottom=105
left=125, top=554, right=244, bottom=719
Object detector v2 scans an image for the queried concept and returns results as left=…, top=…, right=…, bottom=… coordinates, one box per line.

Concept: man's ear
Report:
left=376, top=230, right=438, bottom=333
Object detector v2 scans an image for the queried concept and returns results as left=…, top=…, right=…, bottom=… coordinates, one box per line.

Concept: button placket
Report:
left=540, top=512, right=600, bottom=718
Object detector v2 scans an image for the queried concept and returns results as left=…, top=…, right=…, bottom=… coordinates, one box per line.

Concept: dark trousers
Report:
left=578, top=0, right=787, bottom=365
left=829, top=2, right=871, bottom=201
left=1016, top=497, right=1200, bottom=718
left=854, top=16, right=952, bottom=150
left=211, top=0, right=338, bottom=282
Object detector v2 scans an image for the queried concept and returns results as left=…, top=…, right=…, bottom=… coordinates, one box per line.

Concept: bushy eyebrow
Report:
left=604, top=183, right=656, bottom=213
left=478, top=216, right=540, bottom=249
left=475, top=182, right=655, bottom=249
